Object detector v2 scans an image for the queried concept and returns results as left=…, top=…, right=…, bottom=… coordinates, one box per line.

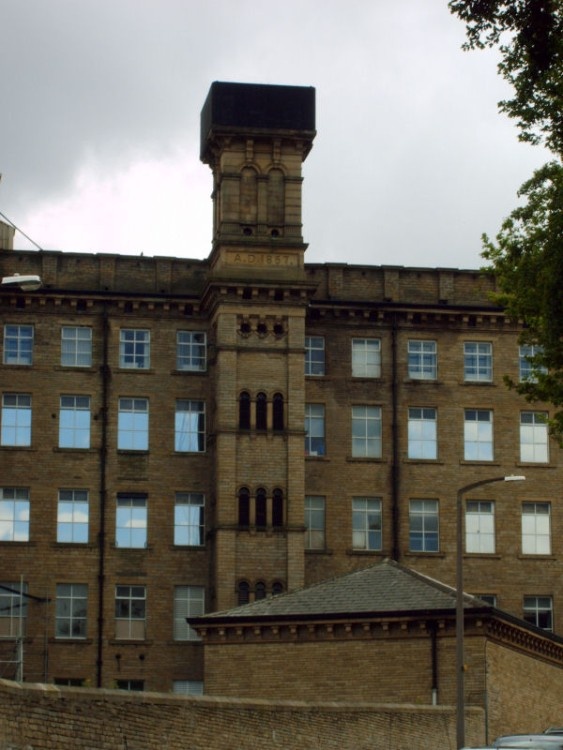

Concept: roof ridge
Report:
left=206, top=559, right=467, bottom=620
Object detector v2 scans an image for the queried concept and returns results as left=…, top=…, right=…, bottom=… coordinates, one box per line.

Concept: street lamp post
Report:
left=456, top=474, right=525, bottom=750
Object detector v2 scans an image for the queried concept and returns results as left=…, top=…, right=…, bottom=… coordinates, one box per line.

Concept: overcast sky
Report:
left=0, top=0, right=547, bottom=269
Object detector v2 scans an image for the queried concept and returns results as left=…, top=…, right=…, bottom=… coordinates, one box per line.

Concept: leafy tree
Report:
left=449, top=0, right=563, bottom=440
left=482, top=161, right=563, bottom=440
left=448, top=0, right=563, bottom=154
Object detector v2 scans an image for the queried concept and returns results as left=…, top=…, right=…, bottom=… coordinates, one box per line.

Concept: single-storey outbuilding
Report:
left=191, top=560, right=563, bottom=741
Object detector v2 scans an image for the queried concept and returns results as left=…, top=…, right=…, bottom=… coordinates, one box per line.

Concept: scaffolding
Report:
left=0, top=578, right=50, bottom=682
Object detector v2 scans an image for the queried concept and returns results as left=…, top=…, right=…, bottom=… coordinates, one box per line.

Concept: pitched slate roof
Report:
left=197, top=559, right=486, bottom=623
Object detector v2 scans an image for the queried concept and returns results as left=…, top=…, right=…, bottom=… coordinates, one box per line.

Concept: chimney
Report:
left=0, top=220, right=15, bottom=250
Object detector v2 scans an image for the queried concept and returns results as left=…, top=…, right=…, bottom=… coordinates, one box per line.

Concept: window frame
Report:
left=0, top=488, right=30, bottom=542
left=175, top=399, right=205, bottom=453
left=237, top=580, right=250, bottom=605
left=55, top=583, right=88, bottom=639
left=255, top=487, right=267, bottom=529
left=523, top=595, right=553, bottom=631
left=238, top=487, right=250, bottom=528
left=407, top=407, right=437, bottom=460
left=474, top=593, right=497, bottom=607
left=255, top=392, right=267, bottom=431
left=115, top=493, right=148, bottom=549
left=255, top=581, right=267, bottom=600
left=239, top=391, right=251, bottom=430
left=176, top=331, right=206, bottom=372
left=463, top=342, right=493, bottom=382
left=57, top=489, right=89, bottom=544
left=519, top=344, right=547, bottom=383
left=407, top=340, right=437, bottom=380
left=520, top=411, right=549, bottom=463
left=53, top=678, right=85, bottom=688
left=463, top=409, right=494, bottom=461
left=305, top=496, right=325, bottom=551
left=119, top=329, right=150, bottom=370
left=0, top=581, right=28, bottom=638
left=465, top=500, right=495, bottom=554
left=117, top=397, right=149, bottom=451
left=115, top=585, right=146, bottom=640
left=174, top=493, right=205, bottom=546
left=351, top=338, right=381, bottom=378
left=521, top=502, right=551, bottom=555
left=172, top=680, right=204, bottom=696
left=352, top=497, right=382, bottom=551
left=305, top=404, right=325, bottom=456
left=351, top=405, right=382, bottom=458
left=272, top=488, right=284, bottom=528
left=1, top=393, right=32, bottom=447
left=59, top=395, right=91, bottom=449
left=116, top=679, right=144, bottom=691
left=61, top=326, right=92, bottom=368
left=409, top=499, right=439, bottom=553
left=305, top=336, right=325, bottom=376
left=3, top=325, right=34, bottom=366
left=173, top=585, right=204, bottom=641
left=272, top=392, right=284, bottom=431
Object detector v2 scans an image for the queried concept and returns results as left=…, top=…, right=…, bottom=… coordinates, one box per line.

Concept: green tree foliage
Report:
left=482, top=162, right=563, bottom=439
left=448, top=0, right=563, bottom=154
left=449, top=0, right=563, bottom=440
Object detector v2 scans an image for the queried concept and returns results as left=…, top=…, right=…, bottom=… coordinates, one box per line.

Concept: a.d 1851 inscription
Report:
left=229, top=251, right=299, bottom=267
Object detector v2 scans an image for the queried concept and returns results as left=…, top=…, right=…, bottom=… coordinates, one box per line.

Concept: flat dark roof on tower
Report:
left=200, top=81, right=316, bottom=160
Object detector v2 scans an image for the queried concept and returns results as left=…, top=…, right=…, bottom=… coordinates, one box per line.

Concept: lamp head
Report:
left=1, top=273, right=42, bottom=291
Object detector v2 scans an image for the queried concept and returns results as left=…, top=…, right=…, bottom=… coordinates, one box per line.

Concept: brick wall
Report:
left=0, top=679, right=485, bottom=750
left=201, top=625, right=491, bottom=706
left=199, top=624, right=563, bottom=742
left=203, top=637, right=446, bottom=703
left=486, top=641, right=563, bottom=739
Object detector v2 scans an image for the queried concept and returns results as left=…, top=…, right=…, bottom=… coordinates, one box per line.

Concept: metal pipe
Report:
left=431, top=622, right=438, bottom=704
left=391, top=314, right=400, bottom=561
left=17, top=574, right=24, bottom=682
left=96, top=304, right=110, bottom=688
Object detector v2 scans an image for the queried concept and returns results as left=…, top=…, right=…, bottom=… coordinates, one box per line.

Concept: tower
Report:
left=200, top=82, right=316, bottom=608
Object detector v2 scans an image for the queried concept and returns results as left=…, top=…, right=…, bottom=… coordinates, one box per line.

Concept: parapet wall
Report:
left=0, top=679, right=485, bottom=750
left=0, top=248, right=496, bottom=308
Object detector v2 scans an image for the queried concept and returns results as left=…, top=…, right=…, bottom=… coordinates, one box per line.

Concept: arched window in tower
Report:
left=238, top=487, right=250, bottom=528
left=239, top=391, right=251, bottom=430
left=240, top=167, right=257, bottom=225
left=237, top=580, right=250, bottom=606
left=255, top=581, right=267, bottom=601
left=255, top=488, right=267, bottom=529
left=272, top=488, right=284, bottom=529
left=256, top=392, right=267, bottom=431
left=267, top=168, right=285, bottom=227
left=272, top=581, right=284, bottom=596
left=273, top=392, right=284, bottom=431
